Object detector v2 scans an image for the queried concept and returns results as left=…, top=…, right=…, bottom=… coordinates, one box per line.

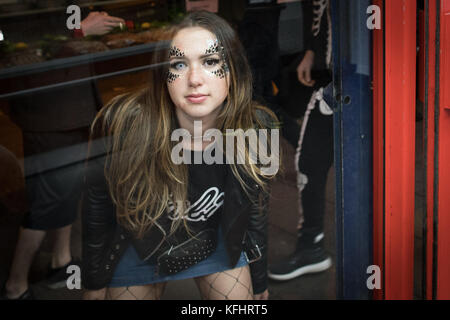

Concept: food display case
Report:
left=0, top=1, right=187, bottom=204
left=0, top=0, right=185, bottom=103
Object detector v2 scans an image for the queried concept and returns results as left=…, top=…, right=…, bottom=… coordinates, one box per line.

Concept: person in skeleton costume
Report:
left=268, top=0, right=333, bottom=281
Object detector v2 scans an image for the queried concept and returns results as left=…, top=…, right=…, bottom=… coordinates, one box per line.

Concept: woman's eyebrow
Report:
left=169, top=52, right=220, bottom=60
left=169, top=56, right=187, bottom=61
left=200, top=53, right=220, bottom=58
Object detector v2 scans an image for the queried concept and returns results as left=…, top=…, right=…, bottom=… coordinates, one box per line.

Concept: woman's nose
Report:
left=188, top=65, right=204, bottom=87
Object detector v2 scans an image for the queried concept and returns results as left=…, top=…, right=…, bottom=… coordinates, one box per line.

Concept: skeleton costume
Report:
left=266, top=0, right=333, bottom=282
left=295, top=0, right=334, bottom=235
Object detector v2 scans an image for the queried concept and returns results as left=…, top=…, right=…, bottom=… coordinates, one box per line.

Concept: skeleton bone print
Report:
left=312, top=0, right=332, bottom=67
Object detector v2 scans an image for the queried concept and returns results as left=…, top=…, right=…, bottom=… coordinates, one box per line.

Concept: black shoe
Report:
left=268, top=233, right=332, bottom=281
left=42, top=257, right=81, bottom=289
left=0, top=285, right=34, bottom=300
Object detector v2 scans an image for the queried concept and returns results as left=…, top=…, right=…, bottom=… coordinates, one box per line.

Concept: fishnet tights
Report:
left=195, top=265, right=254, bottom=300
left=104, top=265, right=253, bottom=300
left=106, top=282, right=166, bottom=300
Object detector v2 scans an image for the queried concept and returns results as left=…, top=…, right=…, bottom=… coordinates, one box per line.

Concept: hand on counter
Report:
left=81, top=12, right=126, bottom=37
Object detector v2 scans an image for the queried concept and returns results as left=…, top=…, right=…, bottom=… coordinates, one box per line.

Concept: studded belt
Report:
left=156, top=228, right=217, bottom=275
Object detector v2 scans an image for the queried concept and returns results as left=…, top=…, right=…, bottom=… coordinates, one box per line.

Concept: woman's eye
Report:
left=204, top=58, right=220, bottom=67
left=170, top=61, right=186, bottom=71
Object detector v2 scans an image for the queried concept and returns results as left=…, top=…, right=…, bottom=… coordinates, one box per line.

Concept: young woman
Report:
left=82, top=11, right=279, bottom=300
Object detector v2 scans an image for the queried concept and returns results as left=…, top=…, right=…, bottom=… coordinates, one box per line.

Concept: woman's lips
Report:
left=186, top=94, right=208, bottom=103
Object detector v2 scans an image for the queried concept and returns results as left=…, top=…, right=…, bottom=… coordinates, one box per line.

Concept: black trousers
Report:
left=297, top=105, right=334, bottom=237
left=21, top=128, right=90, bottom=230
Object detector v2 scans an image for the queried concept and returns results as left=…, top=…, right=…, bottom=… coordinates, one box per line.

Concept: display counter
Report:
left=0, top=0, right=184, bottom=103
left=0, top=40, right=169, bottom=99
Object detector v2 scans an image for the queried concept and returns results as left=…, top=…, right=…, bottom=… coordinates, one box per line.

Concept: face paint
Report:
left=167, top=35, right=230, bottom=83
left=169, top=46, right=185, bottom=58
left=211, top=68, right=226, bottom=79
left=205, top=40, right=229, bottom=79
left=167, top=46, right=185, bottom=83
left=167, top=27, right=230, bottom=125
left=205, top=41, right=220, bottom=55
left=167, top=71, right=180, bottom=83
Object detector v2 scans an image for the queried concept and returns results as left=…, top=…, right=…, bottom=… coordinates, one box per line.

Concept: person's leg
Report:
left=194, top=265, right=253, bottom=300
left=106, top=283, right=167, bottom=300
left=30, top=130, right=88, bottom=287
left=36, top=224, right=77, bottom=290
left=4, top=227, right=46, bottom=298
left=296, top=107, right=334, bottom=241
left=268, top=106, right=333, bottom=281
left=49, top=225, right=72, bottom=269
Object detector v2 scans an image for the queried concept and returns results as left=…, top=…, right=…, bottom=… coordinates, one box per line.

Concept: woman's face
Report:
left=167, top=27, right=230, bottom=126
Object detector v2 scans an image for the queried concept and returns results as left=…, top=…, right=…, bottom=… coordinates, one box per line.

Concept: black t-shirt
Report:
left=165, top=146, right=227, bottom=244
left=186, top=151, right=226, bottom=229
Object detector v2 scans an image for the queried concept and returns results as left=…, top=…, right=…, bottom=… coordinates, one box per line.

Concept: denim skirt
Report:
left=108, top=229, right=248, bottom=287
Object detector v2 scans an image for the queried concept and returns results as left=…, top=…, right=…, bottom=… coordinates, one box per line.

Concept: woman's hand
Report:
left=253, top=289, right=269, bottom=300
left=83, top=288, right=107, bottom=300
left=297, top=50, right=316, bottom=87
left=81, top=11, right=125, bottom=36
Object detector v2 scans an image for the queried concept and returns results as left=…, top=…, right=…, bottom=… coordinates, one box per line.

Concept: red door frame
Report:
left=424, top=0, right=450, bottom=300
left=425, top=0, right=438, bottom=301
left=373, top=0, right=417, bottom=300
left=374, top=0, right=450, bottom=300
left=436, top=0, right=450, bottom=299
left=428, top=0, right=450, bottom=300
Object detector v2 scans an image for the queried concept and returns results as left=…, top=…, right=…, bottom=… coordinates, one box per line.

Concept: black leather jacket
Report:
left=81, top=137, right=270, bottom=294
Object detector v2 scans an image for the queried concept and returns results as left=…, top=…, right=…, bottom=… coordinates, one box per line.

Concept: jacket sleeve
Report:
left=246, top=108, right=278, bottom=294
left=247, top=187, right=270, bottom=295
left=81, top=130, right=116, bottom=290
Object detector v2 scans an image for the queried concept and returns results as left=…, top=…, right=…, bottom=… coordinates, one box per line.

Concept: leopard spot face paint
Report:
left=167, top=71, right=180, bottom=83
left=167, top=41, right=229, bottom=82
left=167, top=46, right=185, bottom=83
left=167, top=27, right=230, bottom=123
left=169, top=46, right=185, bottom=58
left=205, top=40, right=229, bottom=78
left=205, top=41, right=220, bottom=55
left=211, top=68, right=226, bottom=79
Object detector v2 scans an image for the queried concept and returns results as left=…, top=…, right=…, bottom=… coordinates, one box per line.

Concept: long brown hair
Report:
left=91, top=11, right=279, bottom=238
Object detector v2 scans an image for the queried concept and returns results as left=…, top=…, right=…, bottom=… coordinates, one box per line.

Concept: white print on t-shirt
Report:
left=167, top=187, right=224, bottom=222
